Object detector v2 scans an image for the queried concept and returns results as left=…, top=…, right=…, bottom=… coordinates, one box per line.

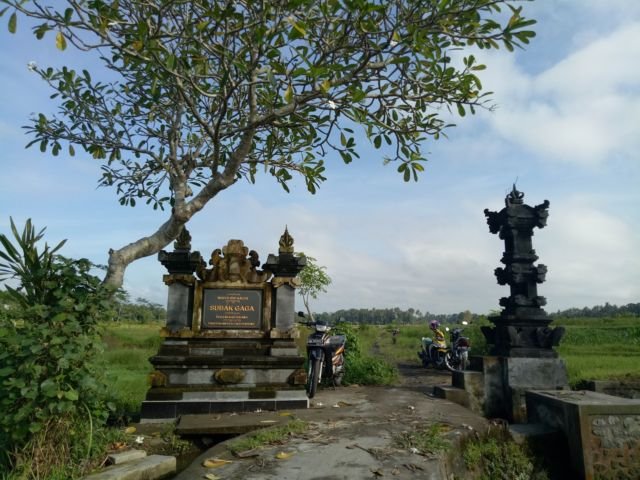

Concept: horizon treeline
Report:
left=314, top=302, right=640, bottom=325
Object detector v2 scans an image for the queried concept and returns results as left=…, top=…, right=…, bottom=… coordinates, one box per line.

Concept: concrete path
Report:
left=175, top=366, right=487, bottom=480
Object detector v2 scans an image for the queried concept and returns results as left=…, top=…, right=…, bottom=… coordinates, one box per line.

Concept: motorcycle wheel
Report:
left=435, top=351, right=447, bottom=369
left=418, top=350, right=429, bottom=368
left=444, top=351, right=457, bottom=372
left=307, top=358, right=322, bottom=398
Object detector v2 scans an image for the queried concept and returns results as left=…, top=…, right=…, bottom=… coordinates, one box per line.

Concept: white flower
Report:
left=134, top=435, right=145, bottom=445
left=27, top=61, right=37, bottom=72
left=327, top=100, right=337, bottom=110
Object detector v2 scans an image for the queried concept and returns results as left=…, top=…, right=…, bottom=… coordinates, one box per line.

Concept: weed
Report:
left=461, top=428, right=548, bottom=480
left=227, top=419, right=308, bottom=454
left=395, top=423, right=451, bottom=454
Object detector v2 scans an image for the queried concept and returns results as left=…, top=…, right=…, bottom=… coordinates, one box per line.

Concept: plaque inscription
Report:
left=202, top=289, right=262, bottom=329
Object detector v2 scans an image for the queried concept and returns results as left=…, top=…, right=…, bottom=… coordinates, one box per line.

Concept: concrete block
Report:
left=526, top=389, right=640, bottom=480
left=182, top=391, right=248, bottom=401
left=433, top=386, right=470, bottom=409
left=83, top=455, right=175, bottom=480
left=190, top=347, right=224, bottom=356
left=187, top=369, right=215, bottom=384
left=270, top=347, right=300, bottom=356
left=107, top=449, right=146, bottom=465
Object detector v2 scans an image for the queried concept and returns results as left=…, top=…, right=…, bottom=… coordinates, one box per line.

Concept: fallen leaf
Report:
left=371, top=467, right=384, bottom=476
left=124, top=426, right=136, bottom=434
left=109, top=441, right=127, bottom=451
left=337, top=401, right=352, bottom=407
left=203, top=458, right=232, bottom=468
left=275, top=451, right=294, bottom=460
left=203, top=474, right=221, bottom=480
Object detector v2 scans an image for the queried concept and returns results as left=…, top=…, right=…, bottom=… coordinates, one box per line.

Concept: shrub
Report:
left=333, top=322, right=398, bottom=385
left=0, top=218, right=113, bottom=477
left=461, top=427, right=548, bottom=480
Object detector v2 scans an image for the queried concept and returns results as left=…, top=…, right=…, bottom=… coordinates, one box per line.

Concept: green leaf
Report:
left=456, top=103, right=466, bottom=117
left=64, top=389, right=79, bottom=401
left=8, top=11, right=16, bottom=34
left=284, top=84, right=293, bottom=103
left=56, top=31, right=67, bottom=50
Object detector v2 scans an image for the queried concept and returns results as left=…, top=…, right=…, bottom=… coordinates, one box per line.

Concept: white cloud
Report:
left=481, top=22, right=640, bottom=166
left=538, top=198, right=640, bottom=308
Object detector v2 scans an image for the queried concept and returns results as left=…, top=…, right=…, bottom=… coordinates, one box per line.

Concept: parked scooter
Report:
left=418, top=336, right=448, bottom=369
left=298, top=313, right=346, bottom=398
left=444, top=328, right=471, bottom=372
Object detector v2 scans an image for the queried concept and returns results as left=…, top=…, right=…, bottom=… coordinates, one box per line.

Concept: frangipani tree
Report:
left=1, top=0, right=535, bottom=289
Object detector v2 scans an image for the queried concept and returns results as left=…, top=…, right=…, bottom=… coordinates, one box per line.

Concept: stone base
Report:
left=140, top=337, right=307, bottom=422
left=141, top=389, right=309, bottom=422
left=526, top=390, right=640, bottom=480
left=436, top=355, right=568, bottom=422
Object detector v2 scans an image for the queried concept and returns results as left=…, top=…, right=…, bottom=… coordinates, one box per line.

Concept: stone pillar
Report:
left=482, top=185, right=565, bottom=358
left=479, top=186, right=568, bottom=422
left=157, top=227, right=203, bottom=334
left=264, top=227, right=307, bottom=335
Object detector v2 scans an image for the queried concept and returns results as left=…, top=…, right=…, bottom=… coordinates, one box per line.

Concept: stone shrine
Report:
left=480, top=186, right=569, bottom=422
left=140, top=228, right=308, bottom=421
left=482, top=185, right=565, bottom=357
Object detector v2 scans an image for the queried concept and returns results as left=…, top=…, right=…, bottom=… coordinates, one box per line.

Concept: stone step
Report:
left=433, top=385, right=470, bottom=408
left=82, top=455, right=175, bottom=480
left=452, top=370, right=484, bottom=391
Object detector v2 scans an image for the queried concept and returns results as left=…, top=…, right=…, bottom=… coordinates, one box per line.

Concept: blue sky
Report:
left=1, top=1, right=639, bottom=315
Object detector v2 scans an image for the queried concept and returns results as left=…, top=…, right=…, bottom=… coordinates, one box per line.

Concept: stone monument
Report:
left=482, top=185, right=565, bottom=357
left=141, top=227, right=308, bottom=421
left=480, top=186, right=569, bottom=422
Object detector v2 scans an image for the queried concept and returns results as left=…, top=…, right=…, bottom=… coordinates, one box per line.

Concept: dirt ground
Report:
left=172, top=363, right=488, bottom=480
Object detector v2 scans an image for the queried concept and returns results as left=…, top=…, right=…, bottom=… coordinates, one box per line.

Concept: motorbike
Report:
left=299, top=313, right=346, bottom=398
left=444, top=328, right=471, bottom=372
left=418, top=335, right=448, bottom=370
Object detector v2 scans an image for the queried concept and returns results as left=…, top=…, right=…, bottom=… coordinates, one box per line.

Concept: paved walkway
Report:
left=175, top=366, right=487, bottom=480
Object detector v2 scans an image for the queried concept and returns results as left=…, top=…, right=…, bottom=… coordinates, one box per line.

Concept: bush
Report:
left=333, top=322, right=398, bottom=385
left=461, top=427, right=548, bottom=480
left=0, top=219, right=113, bottom=477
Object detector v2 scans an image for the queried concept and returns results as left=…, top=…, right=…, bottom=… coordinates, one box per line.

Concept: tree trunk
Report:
left=102, top=215, right=186, bottom=289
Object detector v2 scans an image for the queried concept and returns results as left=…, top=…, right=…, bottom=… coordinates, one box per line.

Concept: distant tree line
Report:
left=551, top=302, right=640, bottom=319
left=314, top=307, right=480, bottom=326
left=112, top=292, right=166, bottom=323
left=314, top=302, right=640, bottom=325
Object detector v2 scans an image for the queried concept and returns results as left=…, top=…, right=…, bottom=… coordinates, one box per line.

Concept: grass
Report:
left=461, top=427, right=548, bottom=480
left=352, top=316, right=639, bottom=387
left=226, top=419, right=308, bottom=454
left=99, top=322, right=163, bottom=418
left=394, top=423, right=451, bottom=454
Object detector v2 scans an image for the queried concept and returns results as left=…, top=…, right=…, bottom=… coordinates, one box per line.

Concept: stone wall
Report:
left=526, top=390, right=640, bottom=480
left=589, top=414, right=640, bottom=479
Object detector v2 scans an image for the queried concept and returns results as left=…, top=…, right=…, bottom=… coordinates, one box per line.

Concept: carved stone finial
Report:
left=174, top=227, right=192, bottom=251
left=506, top=184, right=525, bottom=206
left=279, top=226, right=295, bottom=254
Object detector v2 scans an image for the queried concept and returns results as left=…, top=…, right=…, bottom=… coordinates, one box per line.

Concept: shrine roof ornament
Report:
left=279, top=226, right=295, bottom=254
